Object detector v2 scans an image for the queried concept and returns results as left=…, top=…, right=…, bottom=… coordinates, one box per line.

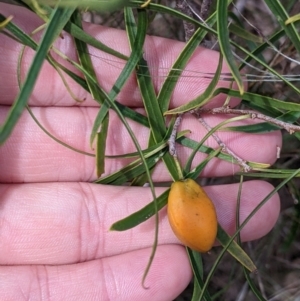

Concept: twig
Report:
left=199, top=107, right=300, bottom=134
left=168, top=114, right=183, bottom=157
left=168, top=0, right=196, bottom=156
left=192, top=110, right=252, bottom=172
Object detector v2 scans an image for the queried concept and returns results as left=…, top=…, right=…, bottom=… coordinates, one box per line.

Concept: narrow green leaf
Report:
left=232, top=39, right=300, bottom=94
left=187, top=248, right=212, bottom=301
left=241, top=99, right=286, bottom=117
left=0, top=5, right=76, bottom=144
left=164, top=53, right=223, bottom=115
left=191, top=280, right=205, bottom=301
left=0, top=14, right=37, bottom=48
left=224, top=122, right=278, bottom=134
left=236, top=177, right=266, bottom=300
left=215, top=88, right=300, bottom=111
left=64, top=21, right=128, bottom=61
left=244, top=269, right=267, bottom=301
left=238, top=170, right=300, bottom=179
left=103, top=130, right=189, bottom=159
left=217, top=0, right=244, bottom=94
left=89, top=6, right=147, bottom=146
left=178, top=136, right=268, bottom=170
left=95, top=115, right=109, bottom=177
left=54, top=60, right=150, bottom=128
left=217, top=225, right=257, bottom=273
left=26, top=105, right=94, bottom=157
left=239, top=29, right=285, bottom=70
left=158, top=13, right=217, bottom=113
left=97, top=151, right=165, bottom=185
left=185, top=148, right=221, bottom=180
left=125, top=8, right=166, bottom=139
left=0, top=13, right=12, bottom=28
left=124, top=8, right=163, bottom=287
left=71, top=11, right=109, bottom=175
left=264, top=0, right=300, bottom=54
left=72, top=13, right=113, bottom=176
left=133, top=57, right=166, bottom=139
left=285, top=13, right=300, bottom=25
left=228, top=22, right=263, bottom=44
left=124, top=7, right=182, bottom=181
left=110, top=189, right=169, bottom=231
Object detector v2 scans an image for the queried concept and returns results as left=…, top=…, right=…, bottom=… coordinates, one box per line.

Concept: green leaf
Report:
left=215, top=88, right=300, bottom=111
left=238, top=169, right=300, bottom=179
left=243, top=268, right=267, bottom=301
left=264, top=0, right=300, bottom=54
left=64, top=20, right=128, bottom=61
left=158, top=13, right=217, bottom=113
left=0, top=13, right=38, bottom=49
left=232, top=39, right=300, bottom=94
left=71, top=11, right=109, bottom=176
left=178, top=136, right=268, bottom=170
left=0, top=5, right=76, bottom=144
left=164, top=53, right=223, bottom=115
left=217, top=0, right=244, bottom=94
left=97, top=152, right=165, bottom=185
left=89, top=6, right=148, bottom=146
left=187, top=248, right=212, bottom=301
left=285, top=13, right=300, bottom=25
left=216, top=225, right=257, bottom=273
left=26, top=105, right=94, bottom=157
left=185, top=148, right=221, bottom=179
left=125, top=7, right=182, bottom=181
left=110, top=189, right=169, bottom=231
left=238, top=29, right=285, bottom=70
left=95, top=115, right=109, bottom=177
left=228, top=22, right=263, bottom=44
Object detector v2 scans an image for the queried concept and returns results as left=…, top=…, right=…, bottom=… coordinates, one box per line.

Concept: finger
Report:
left=0, top=245, right=192, bottom=301
left=0, top=107, right=281, bottom=183
left=0, top=180, right=280, bottom=265
left=1, top=3, right=241, bottom=108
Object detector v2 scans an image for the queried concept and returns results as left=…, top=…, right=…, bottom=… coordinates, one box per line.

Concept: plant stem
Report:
left=193, top=110, right=252, bottom=172
left=199, top=107, right=300, bottom=134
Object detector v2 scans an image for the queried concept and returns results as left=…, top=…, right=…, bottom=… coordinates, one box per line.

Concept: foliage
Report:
left=1, top=0, right=300, bottom=299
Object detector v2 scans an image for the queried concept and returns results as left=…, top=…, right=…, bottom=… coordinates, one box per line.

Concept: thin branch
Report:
left=192, top=110, right=252, bottom=172
left=168, top=113, right=183, bottom=157
left=199, top=107, right=300, bottom=134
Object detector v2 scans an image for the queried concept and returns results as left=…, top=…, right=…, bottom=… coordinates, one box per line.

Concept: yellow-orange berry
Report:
left=167, top=178, right=218, bottom=253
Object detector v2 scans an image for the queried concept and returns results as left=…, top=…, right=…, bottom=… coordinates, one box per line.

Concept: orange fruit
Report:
left=167, top=178, right=218, bottom=253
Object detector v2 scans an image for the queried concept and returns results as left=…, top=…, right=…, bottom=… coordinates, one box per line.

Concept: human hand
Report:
left=0, top=4, right=281, bottom=300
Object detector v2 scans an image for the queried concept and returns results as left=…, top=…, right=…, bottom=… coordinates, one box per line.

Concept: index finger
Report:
left=0, top=3, right=240, bottom=109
